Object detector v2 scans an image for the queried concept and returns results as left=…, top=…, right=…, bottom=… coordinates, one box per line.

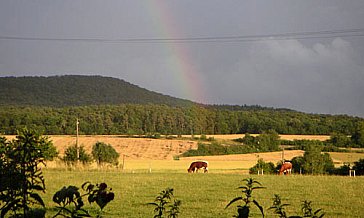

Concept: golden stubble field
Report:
left=5, top=134, right=363, bottom=172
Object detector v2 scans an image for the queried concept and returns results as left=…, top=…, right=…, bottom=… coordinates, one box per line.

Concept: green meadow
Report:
left=42, top=169, right=364, bottom=218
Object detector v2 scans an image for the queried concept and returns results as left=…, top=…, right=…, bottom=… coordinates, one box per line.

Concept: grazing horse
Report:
left=279, top=162, right=292, bottom=175
left=187, top=161, right=208, bottom=173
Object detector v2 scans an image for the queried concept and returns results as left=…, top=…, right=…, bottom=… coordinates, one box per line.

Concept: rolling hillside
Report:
left=0, top=75, right=362, bottom=136
left=0, top=75, right=194, bottom=107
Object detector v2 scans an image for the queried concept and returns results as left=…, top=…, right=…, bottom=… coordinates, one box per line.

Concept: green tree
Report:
left=302, top=144, right=334, bottom=175
left=329, top=132, right=351, bottom=147
left=256, top=130, right=280, bottom=152
left=351, top=122, right=364, bottom=147
left=91, top=142, right=119, bottom=166
left=62, top=145, right=92, bottom=165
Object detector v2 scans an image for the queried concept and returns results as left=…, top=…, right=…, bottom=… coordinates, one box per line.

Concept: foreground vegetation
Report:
left=42, top=170, right=364, bottom=217
left=1, top=130, right=364, bottom=217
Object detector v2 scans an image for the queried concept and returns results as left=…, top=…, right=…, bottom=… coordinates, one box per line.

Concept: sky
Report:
left=0, top=1, right=364, bottom=117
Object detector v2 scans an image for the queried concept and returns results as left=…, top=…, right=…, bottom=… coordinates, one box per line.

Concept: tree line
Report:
left=0, top=104, right=362, bottom=135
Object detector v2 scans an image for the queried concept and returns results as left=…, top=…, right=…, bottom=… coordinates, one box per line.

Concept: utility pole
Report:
left=76, top=118, right=80, bottom=160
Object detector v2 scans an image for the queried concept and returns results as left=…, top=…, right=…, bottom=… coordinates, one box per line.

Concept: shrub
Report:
left=180, top=142, right=227, bottom=157
left=291, top=156, right=305, bottom=174
left=91, top=142, right=120, bottom=166
left=353, top=158, right=364, bottom=175
left=181, top=142, right=258, bottom=157
left=62, top=145, right=92, bottom=165
left=331, top=164, right=351, bottom=175
left=249, top=158, right=276, bottom=174
left=34, top=135, right=59, bottom=161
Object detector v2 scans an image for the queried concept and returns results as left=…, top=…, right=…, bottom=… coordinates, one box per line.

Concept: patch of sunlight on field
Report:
left=329, top=152, right=364, bottom=164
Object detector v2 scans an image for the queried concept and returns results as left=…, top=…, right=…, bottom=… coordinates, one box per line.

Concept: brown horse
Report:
left=187, top=161, right=208, bottom=173
left=279, top=162, right=292, bottom=175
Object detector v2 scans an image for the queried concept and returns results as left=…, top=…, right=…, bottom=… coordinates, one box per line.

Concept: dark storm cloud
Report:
left=0, top=0, right=363, bottom=117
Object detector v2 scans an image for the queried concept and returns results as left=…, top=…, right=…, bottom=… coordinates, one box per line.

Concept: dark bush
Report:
left=91, top=142, right=120, bottom=166
left=331, top=164, right=351, bottom=176
left=353, top=158, right=364, bottom=175
left=291, top=156, right=305, bottom=174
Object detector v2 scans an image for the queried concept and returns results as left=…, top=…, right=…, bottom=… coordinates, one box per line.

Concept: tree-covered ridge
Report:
left=0, top=104, right=362, bottom=135
left=0, top=75, right=194, bottom=107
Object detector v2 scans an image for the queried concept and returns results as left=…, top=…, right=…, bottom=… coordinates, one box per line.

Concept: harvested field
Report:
left=45, top=135, right=198, bottom=160
left=5, top=134, right=364, bottom=170
left=4, top=134, right=321, bottom=160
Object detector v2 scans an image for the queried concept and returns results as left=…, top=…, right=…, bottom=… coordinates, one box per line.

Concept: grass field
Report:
left=42, top=169, right=364, bottom=218
left=4, top=134, right=364, bottom=217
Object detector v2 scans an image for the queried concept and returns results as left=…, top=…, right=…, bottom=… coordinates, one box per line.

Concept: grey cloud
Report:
left=0, top=0, right=364, bottom=117
left=203, top=38, right=364, bottom=116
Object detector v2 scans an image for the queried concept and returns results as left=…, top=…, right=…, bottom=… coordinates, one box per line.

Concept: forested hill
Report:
left=1, top=75, right=363, bottom=136
left=0, top=75, right=194, bottom=107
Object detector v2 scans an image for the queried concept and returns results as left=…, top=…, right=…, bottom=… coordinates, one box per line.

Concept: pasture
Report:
left=42, top=169, right=364, bottom=217
left=4, top=134, right=364, bottom=217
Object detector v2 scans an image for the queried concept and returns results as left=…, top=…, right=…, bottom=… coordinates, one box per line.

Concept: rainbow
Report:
left=146, top=2, right=206, bottom=103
